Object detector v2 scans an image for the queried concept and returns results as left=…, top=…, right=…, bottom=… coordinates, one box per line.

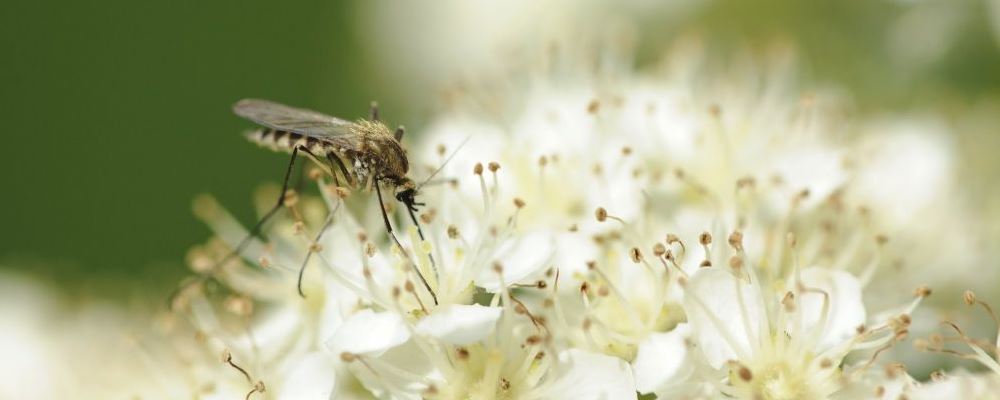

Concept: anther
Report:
left=488, top=162, right=500, bottom=173
left=308, top=168, right=323, bottom=180
left=538, top=155, right=548, bottom=167
left=513, top=198, right=526, bottom=209
left=738, top=366, right=753, bottom=382
left=963, top=290, right=976, bottom=306
left=782, top=292, right=796, bottom=312
left=474, top=163, right=484, bottom=175
left=436, top=144, right=447, bottom=157
left=282, top=189, right=299, bottom=207
left=456, top=347, right=470, bottom=360
left=340, top=352, right=356, bottom=362
left=698, top=232, right=712, bottom=246
left=258, top=256, right=271, bottom=269
left=447, top=225, right=459, bottom=239
left=729, top=256, right=743, bottom=270
left=595, top=207, right=608, bottom=222
left=629, top=247, right=642, bottom=263
left=652, top=243, right=666, bottom=257
left=728, top=231, right=744, bottom=251
left=914, top=286, right=932, bottom=298
left=621, top=146, right=633, bottom=156
left=587, top=99, right=600, bottom=114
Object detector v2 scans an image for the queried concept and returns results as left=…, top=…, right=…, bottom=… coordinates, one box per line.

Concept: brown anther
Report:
left=456, top=347, right=470, bottom=360
left=738, top=366, right=753, bottom=381
left=420, top=213, right=433, bottom=224
left=536, top=280, right=547, bottom=289
left=424, top=384, right=439, bottom=395
left=362, top=267, right=372, bottom=279
left=708, top=104, right=721, bottom=117
left=308, top=168, right=323, bottom=180
left=874, top=386, right=886, bottom=397
left=292, top=221, right=306, bottom=234
left=580, top=282, right=590, bottom=293
left=735, top=176, right=756, bottom=189
left=875, top=234, right=889, bottom=245
left=621, top=146, right=633, bottom=156
left=224, top=296, right=253, bottom=317
left=357, top=232, right=368, bottom=243
left=728, top=231, right=744, bottom=251
left=963, top=290, right=976, bottom=305
left=666, top=234, right=680, bottom=244
left=819, top=358, right=833, bottom=368
left=492, top=262, right=504, bottom=274
left=340, top=352, right=356, bottom=362
left=500, top=378, right=511, bottom=390
left=543, top=298, right=555, bottom=308
left=436, top=144, right=447, bottom=156
left=782, top=292, right=796, bottom=312
left=930, top=370, right=946, bottom=382
left=447, top=225, right=459, bottom=239
left=729, top=256, right=743, bottom=270
left=899, top=314, right=912, bottom=326
left=391, top=286, right=402, bottom=298
left=582, top=318, right=592, bottom=330
left=404, top=280, right=416, bottom=293
left=364, top=242, right=376, bottom=257
left=597, top=286, right=610, bottom=297
left=699, top=260, right=712, bottom=268
left=221, top=349, right=232, bottom=363
left=309, top=242, right=323, bottom=253
left=595, top=207, right=608, bottom=222
left=258, top=256, right=271, bottom=269
left=652, top=243, right=666, bottom=257
left=568, top=224, right=578, bottom=232
left=914, top=286, right=932, bottom=298
left=699, top=232, right=712, bottom=246
left=856, top=324, right=867, bottom=334
left=535, top=351, right=546, bottom=360
left=525, top=335, right=543, bottom=345
left=885, top=362, right=906, bottom=379
left=538, top=155, right=548, bottom=167
left=587, top=99, right=600, bottom=114
left=514, top=304, right=527, bottom=314
left=282, top=189, right=299, bottom=207
left=586, top=260, right=597, bottom=270
left=629, top=247, right=642, bottom=263
left=474, top=163, right=484, bottom=175
left=335, top=186, right=351, bottom=198
left=513, top=198, right=526, bottom=209
left=488, top=161, right=500, bottom=173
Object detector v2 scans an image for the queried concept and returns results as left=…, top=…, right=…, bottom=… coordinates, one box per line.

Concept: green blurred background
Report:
left=2, top=0, right=998, bottom=300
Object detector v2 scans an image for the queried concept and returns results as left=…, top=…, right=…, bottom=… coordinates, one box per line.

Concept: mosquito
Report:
left=228, top=98, right=445, bottom=303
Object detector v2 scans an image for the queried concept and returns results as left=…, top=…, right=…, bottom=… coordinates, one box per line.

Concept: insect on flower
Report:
left=229, top=99, right=445, bottom=302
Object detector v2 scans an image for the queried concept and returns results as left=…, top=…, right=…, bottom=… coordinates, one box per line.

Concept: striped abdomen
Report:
left=245, top=128, right=371, bottom=188
left=245, top=128, right=331, bottom=156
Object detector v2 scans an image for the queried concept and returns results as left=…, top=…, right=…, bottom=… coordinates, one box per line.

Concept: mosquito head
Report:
left=394, top=179, right=423, bottom=212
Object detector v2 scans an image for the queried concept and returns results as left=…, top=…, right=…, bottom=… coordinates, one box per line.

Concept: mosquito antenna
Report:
left=416, top=136, right=471, bottom=191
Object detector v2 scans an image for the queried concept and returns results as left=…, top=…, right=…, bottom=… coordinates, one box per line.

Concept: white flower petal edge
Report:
left=537, top=349, right=637, bottom=400
left=683, top=268, right=764, bottom=368
left=476, top=232, right=555, bottom=292
left=632, top=323, right=692, bottom=394
left=326, top=309, right=410, bottom=357
left=793, top=268, right=866, bottom=349
left=415, top=304, right=502, bottom=345
left=277, top=353, right=337, bottom=400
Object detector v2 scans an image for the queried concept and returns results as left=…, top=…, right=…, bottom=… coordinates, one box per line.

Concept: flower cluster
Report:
left=158, top=40, right=978, bottom=400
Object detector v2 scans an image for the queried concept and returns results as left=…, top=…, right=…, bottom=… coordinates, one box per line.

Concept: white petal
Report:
left=415, top=304, right=502, bottom=345
left=278, top=353, right=337, bottom=400
left=793, top=268, right=866, bottom=349
left=326, top=310, right=410, bottom=356
left=683, top=268, right=764, bottom=368
left=476, top=232, right=554, bottom=292
left=541, top=349, right=637, bottom=400
left=632, top=323, right=691, bottom=394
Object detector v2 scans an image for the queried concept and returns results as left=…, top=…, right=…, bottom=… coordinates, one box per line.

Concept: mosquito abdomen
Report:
left=245, top=128, right=328, bottom=156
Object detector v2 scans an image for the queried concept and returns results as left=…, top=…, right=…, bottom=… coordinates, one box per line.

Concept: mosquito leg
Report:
left=375, top=182, right=438, bottom=305
left=214, top=146, right=303, bottom=269
left=369, top=101, right=379, bottom=121
left=405, top=204, right=439, bottom=279
left=296, top=210, right=336, bottom=298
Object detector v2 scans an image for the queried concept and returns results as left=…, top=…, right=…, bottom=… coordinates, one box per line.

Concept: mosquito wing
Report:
left=233, top=98, right=355, bottom=137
